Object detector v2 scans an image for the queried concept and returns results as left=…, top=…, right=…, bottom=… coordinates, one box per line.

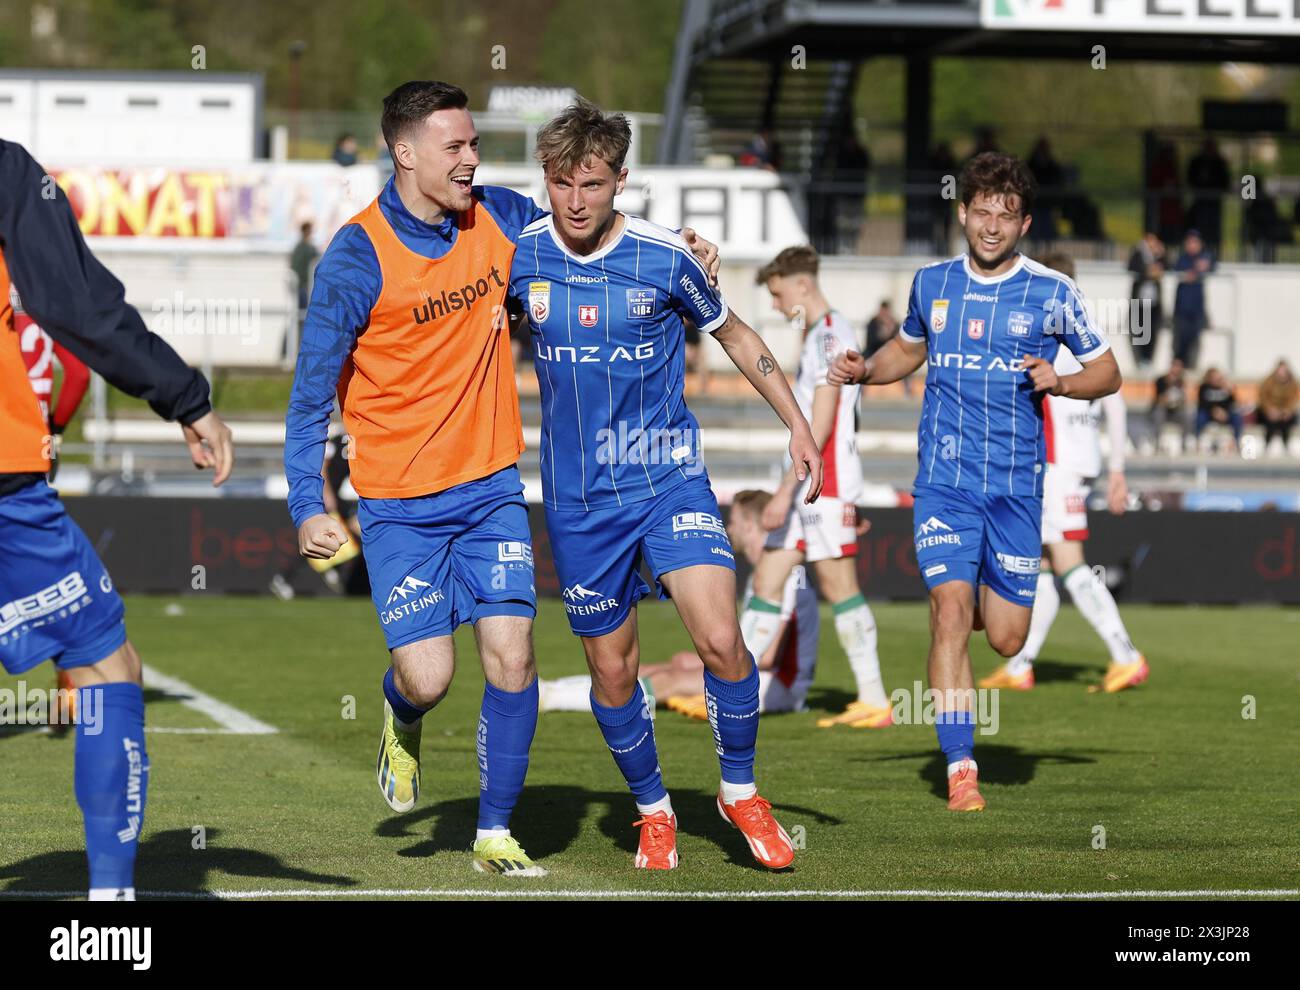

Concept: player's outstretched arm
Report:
left=713, top=310, right=823, bottom=502
left=0, top=141, right=237, bottom=485
left=1023, top=349, right=1122, bottom=401
left=829, top=335, right=928, bottom=387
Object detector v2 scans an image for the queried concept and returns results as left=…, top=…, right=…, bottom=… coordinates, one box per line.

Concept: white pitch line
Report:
left=2, top=888, right=1295, bottom=901
left=142, top=664, right=277, bottom=735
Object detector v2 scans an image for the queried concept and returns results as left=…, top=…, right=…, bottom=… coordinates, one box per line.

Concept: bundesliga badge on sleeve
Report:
left=528, top=281, right=550, bottom=325
left=930, top=299, right=949, bottom=333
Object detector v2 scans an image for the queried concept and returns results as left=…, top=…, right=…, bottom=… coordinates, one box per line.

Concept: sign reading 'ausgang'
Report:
left=982, top=0, right=1300, bottom=35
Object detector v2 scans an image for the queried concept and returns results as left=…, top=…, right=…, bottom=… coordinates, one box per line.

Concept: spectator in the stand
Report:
left=1186, top=137, right=1230, bottom=250
left=1146, top=141, right=1183, bottom=244
left=865, top=300, right=910, bottom=396
left=1173, top=229, right=1214, bottom=368
left=331, top=133, right=359, bottom=167
left=1258, top=359, right=1298, bottom=454
left=822, top=128, right=872, bottom=253
left=740, top=127, right=783, bottom=172
left=1126, top=231, right=1166, bottom=371
left=289, top=221, right=319, bottom=315
left=1027, top=137, right=1063, bottom=241
left=971, top=126, right=999, bottom=157
left=1195, top=367, right=1243, bottom=453
left=928, top=141, right=959, bottom=253
left=1150, top=358, right=1191, bottom=453
left=1244, top=191, right=1290, bottom=263
left=865, top=299, right=897, bottom=356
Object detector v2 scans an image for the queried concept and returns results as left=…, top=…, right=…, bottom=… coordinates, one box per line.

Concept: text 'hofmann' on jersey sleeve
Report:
left=903, top=253, right=1109, bottom=498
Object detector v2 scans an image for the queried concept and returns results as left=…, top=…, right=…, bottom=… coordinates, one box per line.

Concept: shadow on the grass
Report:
left=805, top=687, right=858, bottom=713
left=374, top=786, right=841, bottom=872
left=866, top=746, right=1097, bottom=800
left=1027, top=659, right=1100, bottom=685
left=0, top=828, right=357, bottom=896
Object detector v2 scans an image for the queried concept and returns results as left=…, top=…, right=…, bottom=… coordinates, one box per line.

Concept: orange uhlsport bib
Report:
left=0, top=249, right=51, bottom=474
left=338, top=197, right=523, bottom=499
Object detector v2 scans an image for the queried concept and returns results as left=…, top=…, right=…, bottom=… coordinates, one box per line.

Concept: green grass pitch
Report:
left=1, top=596, right=1296, bottom=899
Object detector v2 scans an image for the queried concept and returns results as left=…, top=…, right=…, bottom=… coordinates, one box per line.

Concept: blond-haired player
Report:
left=740, top=245, right=892, bottom=729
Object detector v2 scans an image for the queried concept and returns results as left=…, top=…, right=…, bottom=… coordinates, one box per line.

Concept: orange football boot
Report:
left=632, top=811, right=678, bottom=869
left=947, top=758, right=986, bottom=812
left=717, top=793, right=795, bottom=869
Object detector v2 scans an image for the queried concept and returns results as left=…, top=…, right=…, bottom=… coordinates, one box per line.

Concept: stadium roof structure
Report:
left=659, top=0, right=1300, bottom=250
left=677, top=0, right=1300, bottom=65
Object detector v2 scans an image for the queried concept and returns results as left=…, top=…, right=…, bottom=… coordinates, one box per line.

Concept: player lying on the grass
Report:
left=743, top=245, right=893, bottom=730
left=829, top=151, right=1121, bottom=813
left=980, top=252, right=1147, bottom=695
left=511, top=98, right=822, bottom=870
left=538, top=489, right=820, bottom=719
left=0, top=139, right=235, bottom=900
left=286, top=81, right=720, bottom=878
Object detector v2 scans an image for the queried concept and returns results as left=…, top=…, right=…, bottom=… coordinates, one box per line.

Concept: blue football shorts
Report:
left=357, top=465, right=537, bottom=651
left=545, top=474, right=736, bottom=638
left=912, top=483, right=1042, bottom=607
left=0, top=481, right=127, bottom=675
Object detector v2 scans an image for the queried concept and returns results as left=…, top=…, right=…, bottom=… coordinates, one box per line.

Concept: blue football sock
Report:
left=590, top=681, right=667, bottom=806
left=382, top=667, right=429, bottom=725
left=476, top=679, right=538, bottom=831
left=935, top=709, right=975, bottom=763
left=75, top=682, right=148, bottom=891
left=703, top=657, right=760, bottom=785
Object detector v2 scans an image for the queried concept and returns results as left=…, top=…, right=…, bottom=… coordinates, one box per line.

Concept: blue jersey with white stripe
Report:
left=900, top=253, right=1110, bottom=497
left=509, top=214, right=728, bottom=510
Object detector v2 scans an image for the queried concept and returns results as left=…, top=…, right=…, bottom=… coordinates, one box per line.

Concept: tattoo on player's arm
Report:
left=757, top=353, right=776, bottom=377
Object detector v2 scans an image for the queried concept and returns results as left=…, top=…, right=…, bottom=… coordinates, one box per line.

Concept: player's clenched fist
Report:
left=299, top=512, right=349, bottom=559
left=1021, top=355, right=1061, bottom=394
left=829, top=349, right=867, bottom=387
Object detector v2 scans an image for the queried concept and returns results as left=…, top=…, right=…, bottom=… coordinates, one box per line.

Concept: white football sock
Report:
left=720, top=780, right=757, bottom=804
left=636, top=794, right=675, bottom=818
left=947, top=758, right=977, bottom=777
left=1012, top=571, right=1060, bottom=670
left=740, top=597, right=783, bottom=661
left=1062, top=564, right=1142, bottom=665
left=476, top=826, right=510, bottom=843
left=833, top=597, right=889, bottom=708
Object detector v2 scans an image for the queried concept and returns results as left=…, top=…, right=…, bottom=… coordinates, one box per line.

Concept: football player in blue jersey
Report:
left=511, top=98, right=822, bottom=870
left=829, top=152, right=1121, bottom=812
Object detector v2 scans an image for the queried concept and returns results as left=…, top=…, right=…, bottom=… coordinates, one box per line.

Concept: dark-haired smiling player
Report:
left=284, top=81, right=720, bottom=877
left=829, top=152, right=1121, bottom=812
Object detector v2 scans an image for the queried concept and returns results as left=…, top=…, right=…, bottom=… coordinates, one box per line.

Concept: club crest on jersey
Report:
left=1008, top=311, right=1033, bottom=337
left=528, top=281, right=550, bottom=325
left=929, top=299, right=949, bottom=333
left=626, top=288, right=656, bottom=320
left=578, top=304, right=599, bottom=327
left=966, top=318, right=985, bottom=340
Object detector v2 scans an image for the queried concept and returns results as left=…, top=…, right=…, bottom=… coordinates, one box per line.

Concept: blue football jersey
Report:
left=510, top=214, right=729, bottom=510
left=899, top=253, right=1110, bottom=497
